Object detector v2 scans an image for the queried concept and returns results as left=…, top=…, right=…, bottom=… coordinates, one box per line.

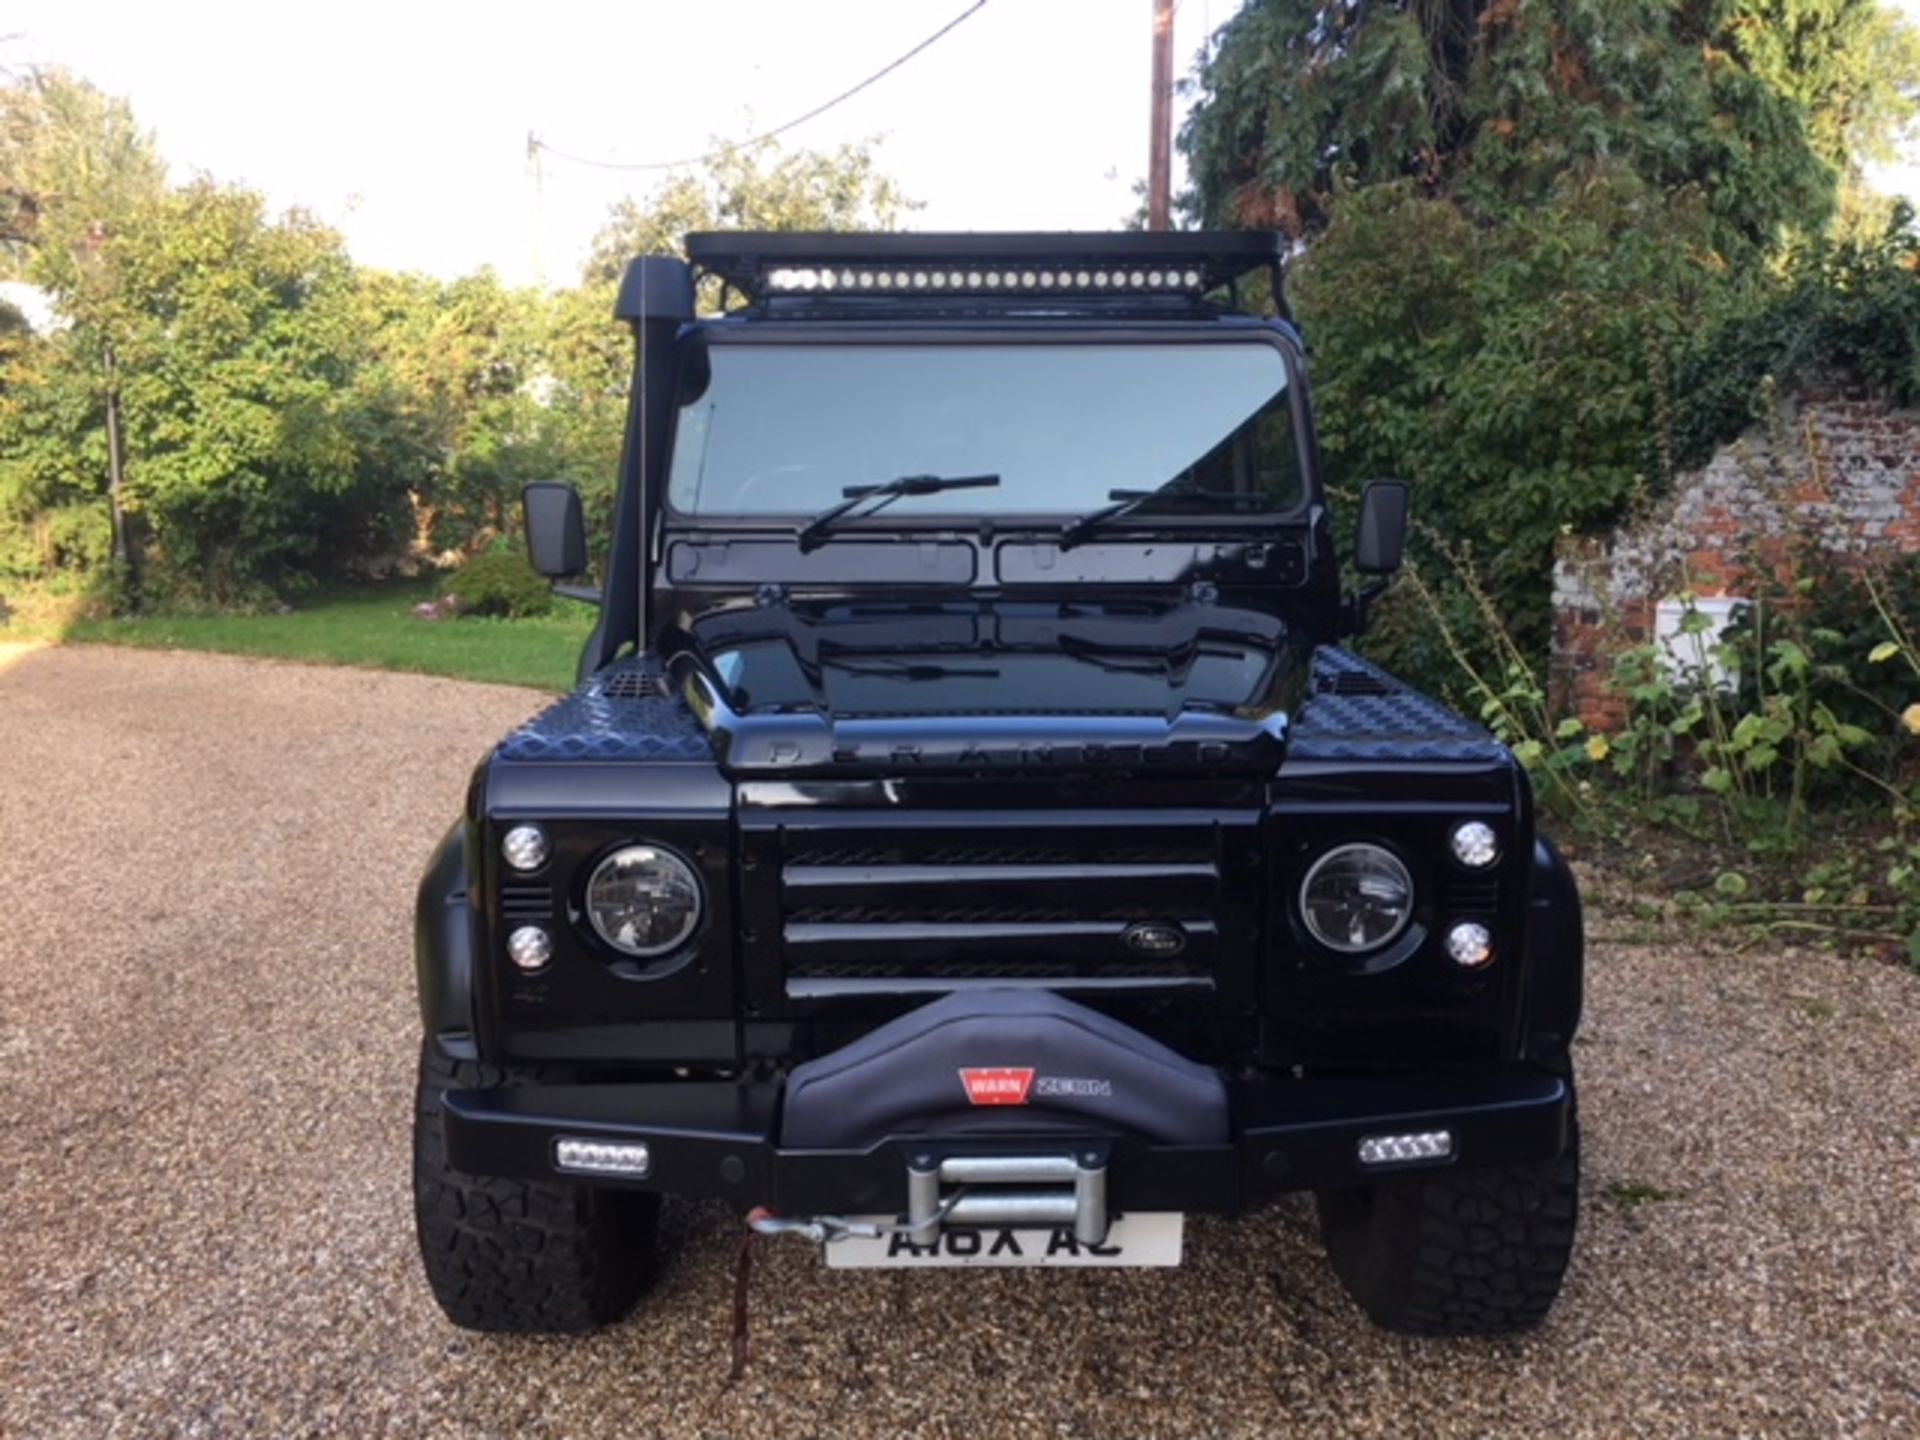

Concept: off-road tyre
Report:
left=413, top=1041, right=661, bottom=1332
left=1315, top=1106, right=1578, bottom=1336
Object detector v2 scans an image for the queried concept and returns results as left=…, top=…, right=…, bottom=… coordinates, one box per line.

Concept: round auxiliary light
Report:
left=857, top=271, right=874, bottom=289
left=501, top=824, right=550, bottom=873
left=1300, top=843, right=1415, bottom=954
left=1075, top=270, right=1091, bottom=287
left=1129, top=270, right=1146, bottom=287
left=1094, top=271, right=1111, bottom=288
left=1449, top=820, right=1500, bottom=869
left=1183, top=268, right=1202, bottom=287
left=893, top=270, right=911, bottom=288
left=930, top=271, right=948, bottom=288
left=507, top=925, right=553, bottom=973
left=585, top=844, right=703, bottom=958
left=1447, top=922, right=1494, bottom=969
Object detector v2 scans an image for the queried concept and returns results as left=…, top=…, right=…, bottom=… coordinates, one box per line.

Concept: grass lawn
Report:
left=53, top=581, right=598, bottom=691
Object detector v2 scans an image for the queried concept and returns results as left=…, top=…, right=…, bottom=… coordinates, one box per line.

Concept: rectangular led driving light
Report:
left=554, top=1137, right=652, bottom=1178
left=1357, top=1130, right=1455, bottom=1167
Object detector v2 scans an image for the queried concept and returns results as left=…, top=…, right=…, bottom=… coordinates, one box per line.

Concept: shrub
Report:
left=444, top=549, right=552, bottom=619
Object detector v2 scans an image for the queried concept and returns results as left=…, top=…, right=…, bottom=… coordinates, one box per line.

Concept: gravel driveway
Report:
left=3, top=643, right=1917, bottom=1438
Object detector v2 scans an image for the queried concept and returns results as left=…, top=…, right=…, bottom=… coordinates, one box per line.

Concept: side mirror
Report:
left=1354, top=480, right=1410, bottom=575
left=523, top=482, right=587, bottom=579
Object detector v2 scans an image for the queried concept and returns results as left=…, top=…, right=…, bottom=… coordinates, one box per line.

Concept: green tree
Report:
left=1183, top=1, right=1915, bottom=250
left=0, top=305, right=114, bottom=582
left=582, top=137, right=917, bottom=290
left=1, top=66, right=166, bottom=282
left=0, top=67, right=169, bottom=593
left=1180, top=0, right=1920, bottom=688
left=351, top=267, right=553, bottom=554
left=532, top=278, right=637, bottom=544
left=1, top=181, right=417, bottom=606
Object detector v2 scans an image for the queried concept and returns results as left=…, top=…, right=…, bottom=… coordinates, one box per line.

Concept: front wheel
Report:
left=1314, top=1101, right=1579, bottom=1335
left=412, top=1042, right=662, bottom=1332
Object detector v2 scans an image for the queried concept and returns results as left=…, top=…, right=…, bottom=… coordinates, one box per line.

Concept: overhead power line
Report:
left=529, top=1, right=988, bottom=174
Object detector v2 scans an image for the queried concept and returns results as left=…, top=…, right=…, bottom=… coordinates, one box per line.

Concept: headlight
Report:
left=1300, top=843, right=1414, bottom=953
left=585, top=844, right=703, bottom=957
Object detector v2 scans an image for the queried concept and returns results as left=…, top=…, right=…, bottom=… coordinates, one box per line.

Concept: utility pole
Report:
left=526, top=130, right=548, bottom=290
left=1148, top=0, right=1175, bottom=231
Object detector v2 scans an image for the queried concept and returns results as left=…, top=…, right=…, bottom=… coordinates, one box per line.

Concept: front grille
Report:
left=741, top=805, right=1251, bottom=1004
left=786, top=840, right=1209, bottom=867
left=787, top=902, right=1181, bottom=925
left=783, top=958, right=1186, bottom=981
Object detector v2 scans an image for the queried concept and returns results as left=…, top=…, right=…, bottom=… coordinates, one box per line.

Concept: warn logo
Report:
left=958, top=1067, right=1035, bottom=1105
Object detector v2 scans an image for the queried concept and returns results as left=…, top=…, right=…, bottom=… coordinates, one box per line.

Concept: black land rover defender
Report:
left=412, top=232, right=1582, bottom=1337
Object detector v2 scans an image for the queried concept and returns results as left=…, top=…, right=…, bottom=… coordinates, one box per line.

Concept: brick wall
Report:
left=1551, top=384, right=1920, bottom=731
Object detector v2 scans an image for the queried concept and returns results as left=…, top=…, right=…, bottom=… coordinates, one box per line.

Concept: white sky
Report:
left=5, top=0, right=1919, bottom=303
left=2, top=0, right=1227, bottom=291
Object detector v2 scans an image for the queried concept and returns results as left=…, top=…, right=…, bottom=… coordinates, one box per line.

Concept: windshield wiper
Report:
left=1056, top=632, right=1254, bottom=675
left=1058, top=487, right=1268, bottom=550
left=796, top=473, right=1001, bottom=552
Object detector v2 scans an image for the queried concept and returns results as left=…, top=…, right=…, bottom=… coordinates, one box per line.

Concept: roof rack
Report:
left=683, top=231, right=1286, bottom=309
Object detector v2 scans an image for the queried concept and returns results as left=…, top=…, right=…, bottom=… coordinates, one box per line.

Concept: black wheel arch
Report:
left=416, top=820, right=479, bottom=1062
left=1521, top=834, right=1584, bottom=1063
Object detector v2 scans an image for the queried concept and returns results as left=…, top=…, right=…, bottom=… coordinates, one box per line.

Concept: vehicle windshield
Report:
left=666, top=341, right=1306, bottom=519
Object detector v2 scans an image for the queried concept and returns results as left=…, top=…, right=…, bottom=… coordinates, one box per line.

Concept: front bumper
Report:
left=442, top=1066, right=1571, bottom=1216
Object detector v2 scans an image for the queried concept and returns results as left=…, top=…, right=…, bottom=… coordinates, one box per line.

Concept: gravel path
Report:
left=2, top=643, right=1917, bottom=1438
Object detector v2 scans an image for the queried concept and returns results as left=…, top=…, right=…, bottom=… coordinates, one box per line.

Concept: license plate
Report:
left=824, top=1213, right=1184, bottom=1269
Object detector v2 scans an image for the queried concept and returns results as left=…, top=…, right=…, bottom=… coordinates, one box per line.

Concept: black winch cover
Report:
left=780, top=989, right=1229, bottom=1148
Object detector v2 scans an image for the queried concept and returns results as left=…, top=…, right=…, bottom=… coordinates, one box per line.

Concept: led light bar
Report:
left=761, top=264, right=1208, bottom=295
left=1357, top=1130, right=1455, bottom=1167
left=684, top=230, right=1286, bottom=306
left=554, top=1137, right=652, bottom=1177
